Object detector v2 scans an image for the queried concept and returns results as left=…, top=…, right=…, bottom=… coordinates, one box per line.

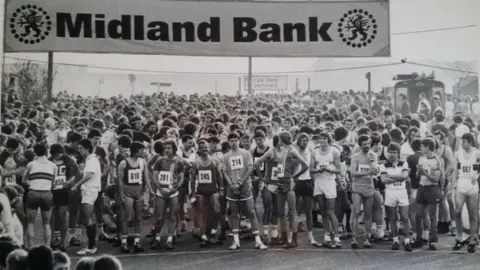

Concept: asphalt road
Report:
left=30, top=199, right=479, bottom=269
left=56, top=214, right=479, bottom=270
left=65, top=229, right=480, bottom=270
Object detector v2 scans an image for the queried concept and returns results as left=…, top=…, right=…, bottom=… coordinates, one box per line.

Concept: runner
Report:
left=22, top=143, right=57, bottom=248
left=151, top=139, right=185, bottom=250
left=73, top=139, right=102, bottom=256
left=190, top=139, right=223, bottom=247
left=49, top=144, right=80, bottom=251
left=224, top=132, right=267, bottom=250
left=451, top=133, right=480, bottom=253
left=412, top=138, right=443, bottom=251
left=256, top=135, right=281, bottom=245
left=350, top=134, right=379, bottom=249
left=117, top=142, right=149, bottom=253
left=294, top=133, right=319, bottom=246
left=379, top=143, right=412, bottom=251
left=311, top=132, right=342, bottom=248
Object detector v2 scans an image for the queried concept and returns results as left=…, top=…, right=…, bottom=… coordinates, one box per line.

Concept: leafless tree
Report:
left=2, top=60, right=56, bottom=104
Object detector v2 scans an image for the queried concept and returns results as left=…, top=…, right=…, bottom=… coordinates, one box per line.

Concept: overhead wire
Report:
left=391, top=24, right=476, bottom=35
left=2, top=24, right=477, bottom=75
left=2, top=56, right=403, bottom=74
left=406, top=61, right=478, bottom=75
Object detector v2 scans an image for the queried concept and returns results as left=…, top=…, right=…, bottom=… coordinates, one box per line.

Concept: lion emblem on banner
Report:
left=338, top=9, right=378, bottom=48
left=10, top=4, right=52, bottom=44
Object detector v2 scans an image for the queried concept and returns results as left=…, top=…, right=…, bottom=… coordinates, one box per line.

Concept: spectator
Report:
left=74, top=257, right=95, bottom=270
left=0, top=234, right=21, bottom=269
left=27, top=245, right=53, bottom=270
left=5, top=249, right=28, bottom=270
left=52, top=251, right=70, bottom=270
left=91, top=255, right=122, bottom=270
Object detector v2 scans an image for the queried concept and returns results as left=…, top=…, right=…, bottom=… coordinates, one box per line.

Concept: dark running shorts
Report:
left=27, top=190, right=53, bottom=211
left=52, top=189, right=70, bottom=206
left=295, top=180, right=314, bottom=197
left=416, top=185, right=442, bottom=205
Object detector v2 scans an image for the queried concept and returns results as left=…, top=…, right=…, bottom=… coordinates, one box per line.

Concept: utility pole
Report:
left=308, top=77, right=311, bottom=91
left=295, top=78, right=299, bottom=92
left=248, top=57, right=252, bottom=95
left=366, top=72, right=372, bottom=113
left=238, top=77, right=242, bottom=95
left=47, top=52, right=54, bottom=102
left=98, top=78, right=104, bottom=96
left=128, top=74, right=136, bottom=95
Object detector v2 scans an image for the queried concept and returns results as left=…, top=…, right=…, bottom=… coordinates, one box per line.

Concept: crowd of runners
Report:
left=1, top=88, right=480, bottom=265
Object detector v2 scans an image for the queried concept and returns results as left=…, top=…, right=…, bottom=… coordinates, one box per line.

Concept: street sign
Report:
left=244, top=75, right=288, bottom=91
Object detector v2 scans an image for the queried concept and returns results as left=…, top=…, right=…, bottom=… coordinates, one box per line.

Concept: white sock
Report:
left=287, top=232, right=293, bottom=242
left=271, top=227, right=278, bottom=238
left=308, top=231, right=313, bottom=239
left=333, top=235, right=340, bottom=242
left=422, top=230, right=429, bottom=239
left=233, top=234, right=240, bottom=244
left=324, top=234, right=331, bottom=242
left=393, top=236, right=399, bottom=242
left=405, top=238, right=410, bottom=244
left=376, top=225, right=385, bottom=237
left=263, top=225, right=270, bottom=235
left=167, top=235, right=173, bottom=243
left=255, top=235, right=262, bottom=244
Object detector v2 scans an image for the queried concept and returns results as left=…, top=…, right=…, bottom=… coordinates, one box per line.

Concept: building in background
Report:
left=452, top=75, right=478, bottom=97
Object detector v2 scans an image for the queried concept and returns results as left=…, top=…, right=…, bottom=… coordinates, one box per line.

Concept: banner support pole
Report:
left=248, top=56, right=252, bottom=95
left=47, top=52, right=54, bottom=102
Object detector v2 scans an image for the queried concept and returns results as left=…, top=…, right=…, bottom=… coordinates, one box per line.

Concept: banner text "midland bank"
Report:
left=56, top=13, right=333, bottom=43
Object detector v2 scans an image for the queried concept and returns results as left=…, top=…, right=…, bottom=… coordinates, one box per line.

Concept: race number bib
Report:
left=393, top=181, right=404, bottom=187
left=271, top=167, right=279, bottom=181
left=358, top=164, right=370, bottom=173
left=254, top=157, right=264, bottom=171
left=198, top=170, right=212, bottom=184
left=53, top=165, right=67, bottom=190
left=277, top=164, right=284, bottom=178
left=128, top=169, right=142, bottom=184
left=318, top=163, right=328, bottom=171
left=462, top=165, right=473, bottom=174
left=4, top=176, right=16, bottom=186
left=230, top=156, right=244, bottom=170
left=158, top=171, right=171, bottom=186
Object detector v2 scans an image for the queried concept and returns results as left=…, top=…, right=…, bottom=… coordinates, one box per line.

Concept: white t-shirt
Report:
left=82, top=154, right=102, bottom=192
left=455, top=124, right=470, bottom=138
left=400, top=142, right=414, bottom=162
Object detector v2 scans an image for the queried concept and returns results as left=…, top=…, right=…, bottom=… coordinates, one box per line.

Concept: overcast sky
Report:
left=1, top=0, right=479, bottom=95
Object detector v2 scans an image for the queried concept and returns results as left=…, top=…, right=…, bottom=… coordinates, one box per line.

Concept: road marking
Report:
left=69, top=247, right=479, bottom=259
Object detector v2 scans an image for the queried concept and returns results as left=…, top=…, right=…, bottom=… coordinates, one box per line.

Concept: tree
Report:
left=2, top=60, right=56, bottom=104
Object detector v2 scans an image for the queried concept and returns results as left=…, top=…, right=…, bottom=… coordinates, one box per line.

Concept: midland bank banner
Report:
left=4, top=0, right=390, bottom=57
